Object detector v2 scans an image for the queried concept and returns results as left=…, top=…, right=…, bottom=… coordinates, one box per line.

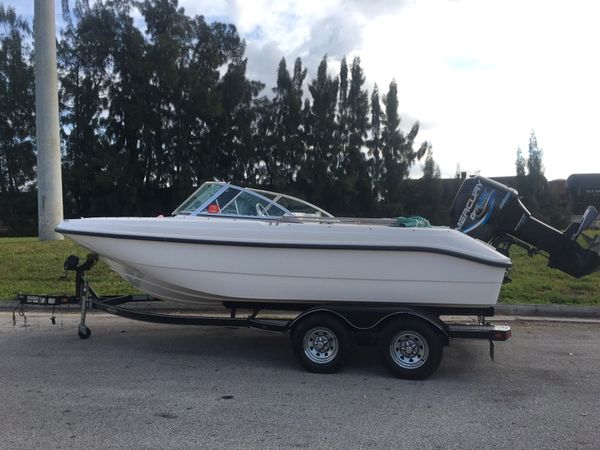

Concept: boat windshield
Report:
left=172, top=182, right=334, bottom=218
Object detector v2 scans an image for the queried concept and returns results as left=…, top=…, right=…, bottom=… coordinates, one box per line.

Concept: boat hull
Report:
left=59, top=218, right=510, bottom=308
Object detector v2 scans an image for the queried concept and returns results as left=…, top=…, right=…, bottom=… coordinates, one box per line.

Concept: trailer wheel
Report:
left=291, top=314, right=351, bottom=373
left=78, top=324, right=91, bottom=340
left=379, top=318, right=442, bottom=380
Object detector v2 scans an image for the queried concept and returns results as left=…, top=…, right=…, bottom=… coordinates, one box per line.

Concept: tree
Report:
left=57, top=0, right=257, bottom=216
left=511, top=130, right=567, bottom=225
left=381, top=79, right=427, bottom=211
left=343, top=57, right=372, bottom=214
left=524, top=131, right=569, bottom=225
left=422, top=146, right=441, bottom=179
left=0, top=5, right=37, bottom=235
left=514, top=146, right=526, bottom=195
left=212, top=59, right=264, bottom=185
left=4, top=0, right=447, bottom=229
left=515, top=147, right=526, bottom=178
left=59, top=1, right=116, bottom=216
left=189, top=15, right=250, bottom=187
left=302, top=55, right=339, bottom=208
left=527, top=131, right=544, bottom=179
left=520, top=130, right=545, bottom=213
left=367, top=84, right=383, bottom=200
left=103, top=0, right=151, bottom=215
left=140, top=0, right=198, bottom=195
left=0, top=5, right=36, bottom=193
left=419, top=146, right=443, bottom=223
left=258, top=57, right=306, bottom=190
left=336, top=57, right=349, bottom=177
left=454, top=163, right=463, bottom=179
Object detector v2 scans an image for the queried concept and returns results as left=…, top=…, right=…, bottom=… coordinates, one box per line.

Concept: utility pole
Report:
left=34, top=0, right=64, bottom=240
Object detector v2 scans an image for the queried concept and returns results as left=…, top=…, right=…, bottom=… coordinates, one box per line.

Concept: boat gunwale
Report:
left=55, top=227, right=512, bottom=269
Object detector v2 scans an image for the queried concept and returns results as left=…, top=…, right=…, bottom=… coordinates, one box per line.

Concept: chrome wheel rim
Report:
left=303, top=327, right=338, bottom=364
left=389, top=331, right=429, bottom=369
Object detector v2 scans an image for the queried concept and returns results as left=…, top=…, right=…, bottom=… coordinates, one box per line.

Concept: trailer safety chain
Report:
left=12, top=304, right=28, bottom=328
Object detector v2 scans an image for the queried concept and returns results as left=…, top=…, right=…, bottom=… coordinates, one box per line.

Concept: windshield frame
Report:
left=172, top=181, right=333, bottom=219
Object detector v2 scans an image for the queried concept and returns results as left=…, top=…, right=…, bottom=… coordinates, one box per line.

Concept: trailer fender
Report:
left=289, top=306, right=449, bottom=345
left=374, top=312, right=450, bottom=346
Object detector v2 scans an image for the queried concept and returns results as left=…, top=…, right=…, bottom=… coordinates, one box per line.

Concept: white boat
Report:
left=56, top=181, right=512, bottom=308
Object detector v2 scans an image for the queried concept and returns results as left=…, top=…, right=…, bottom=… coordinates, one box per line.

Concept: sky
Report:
left=10, top=0, right=600, bottom=180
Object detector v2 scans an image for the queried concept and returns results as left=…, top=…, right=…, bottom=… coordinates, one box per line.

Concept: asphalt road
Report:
left=1, top=312, right=599, bottom=449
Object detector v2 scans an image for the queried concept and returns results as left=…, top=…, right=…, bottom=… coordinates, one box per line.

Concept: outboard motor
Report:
left=450, top=176, right=600, bottom=278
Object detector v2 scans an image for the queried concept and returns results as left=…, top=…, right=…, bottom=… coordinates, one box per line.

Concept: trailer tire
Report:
left=379, top=318, right=443, bottom=380
left=291, top=314, right=351, bottom=373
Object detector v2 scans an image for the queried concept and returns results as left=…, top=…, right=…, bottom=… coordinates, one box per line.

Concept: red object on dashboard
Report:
left=207, top=204, right=220, bottom=214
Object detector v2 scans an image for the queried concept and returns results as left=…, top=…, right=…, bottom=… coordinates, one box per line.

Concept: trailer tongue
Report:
left=451, top=176, right=600, bottom=278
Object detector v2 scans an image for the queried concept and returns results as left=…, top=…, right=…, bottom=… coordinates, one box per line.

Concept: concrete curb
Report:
left=2, top=299, right=600, bottom=318
left=495, top=304, right=600, bottom=319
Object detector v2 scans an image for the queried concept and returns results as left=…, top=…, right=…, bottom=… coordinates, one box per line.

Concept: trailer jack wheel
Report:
left=78, top=324, right=91, bottom=340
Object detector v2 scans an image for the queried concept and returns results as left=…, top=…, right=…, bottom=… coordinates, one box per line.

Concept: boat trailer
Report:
left=15, top=253, right=511, bottom=380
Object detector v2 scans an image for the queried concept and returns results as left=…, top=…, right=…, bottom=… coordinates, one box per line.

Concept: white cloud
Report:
left=12, top=0, right=600, bottom=179
left=356, top=0, right=600, bottom=178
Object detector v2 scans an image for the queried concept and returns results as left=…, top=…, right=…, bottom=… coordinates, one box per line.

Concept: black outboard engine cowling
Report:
left=450, top=176, right=600, bottom=278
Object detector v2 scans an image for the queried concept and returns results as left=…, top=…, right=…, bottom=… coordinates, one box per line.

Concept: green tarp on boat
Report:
left=392, top=216, right=431, bottom=228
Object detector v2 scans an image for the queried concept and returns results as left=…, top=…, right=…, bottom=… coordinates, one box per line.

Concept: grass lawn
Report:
left=0, top=237, right=599, bottom=306
left=500, top=246, right=600, bottom=305
left=0, top=237, right=137, bottom=299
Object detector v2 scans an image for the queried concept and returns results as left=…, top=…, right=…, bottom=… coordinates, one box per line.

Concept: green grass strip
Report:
left=0, top=237, right=138, bottom=300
